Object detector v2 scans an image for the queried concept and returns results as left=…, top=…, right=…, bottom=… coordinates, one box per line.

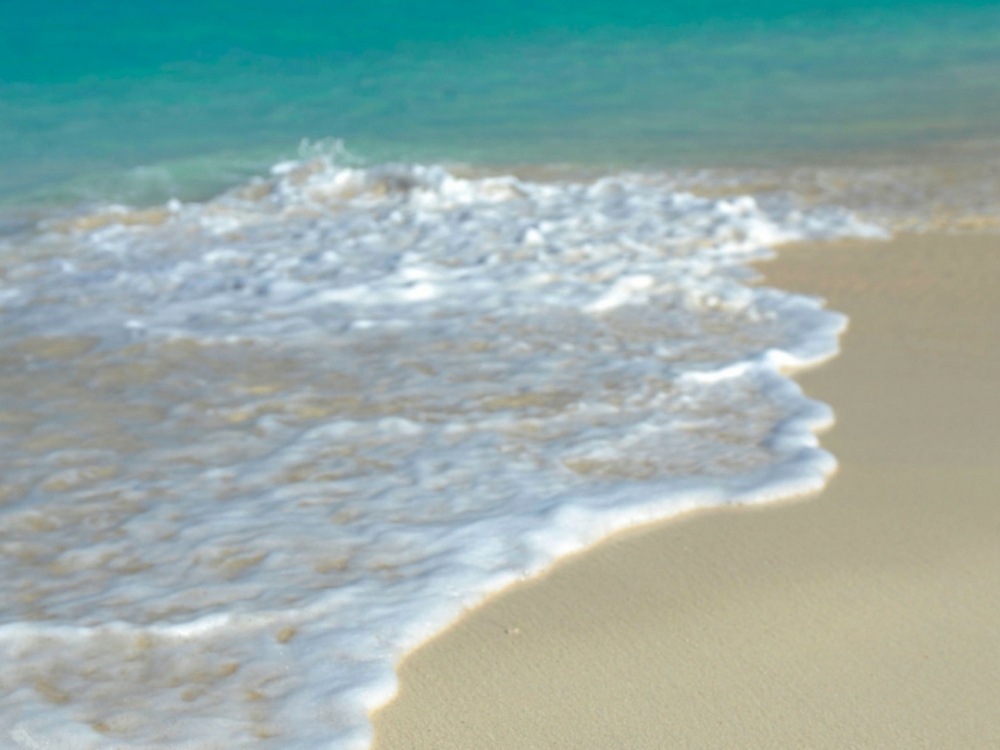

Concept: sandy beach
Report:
left=372, top=232, right=1000, bottom=748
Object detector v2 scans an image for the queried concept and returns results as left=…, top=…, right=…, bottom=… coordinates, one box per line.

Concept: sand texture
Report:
left=371, top=232, right=1000, bottom=749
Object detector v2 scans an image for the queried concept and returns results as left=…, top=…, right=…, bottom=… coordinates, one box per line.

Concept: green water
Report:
left=4, top=1, right=1000, bottom=204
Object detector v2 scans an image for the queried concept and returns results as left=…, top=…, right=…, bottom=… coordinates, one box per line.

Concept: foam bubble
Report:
left=0, top=160, right=879, bottom=747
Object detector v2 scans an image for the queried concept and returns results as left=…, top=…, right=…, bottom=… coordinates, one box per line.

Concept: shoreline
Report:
left=371, top=231, right=1000, bottom=748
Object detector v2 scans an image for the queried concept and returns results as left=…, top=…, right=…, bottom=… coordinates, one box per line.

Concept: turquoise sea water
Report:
left=4, top=1, right=1000, bottom=204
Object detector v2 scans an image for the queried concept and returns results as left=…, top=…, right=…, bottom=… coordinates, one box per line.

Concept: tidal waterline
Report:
left=0, top=159, right=881, bottom=748
left=4, top=1, right=1000, bottom=204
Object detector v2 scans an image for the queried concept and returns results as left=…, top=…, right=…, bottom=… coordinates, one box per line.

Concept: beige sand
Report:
left=372, top=233, right=1000, bottom=749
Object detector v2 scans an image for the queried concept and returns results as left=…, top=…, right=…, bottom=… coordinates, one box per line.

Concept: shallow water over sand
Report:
left=0, top=159, right=883, bottom=748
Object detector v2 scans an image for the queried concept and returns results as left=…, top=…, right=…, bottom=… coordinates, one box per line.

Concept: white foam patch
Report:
left=0, top=160, right=882, bottom=748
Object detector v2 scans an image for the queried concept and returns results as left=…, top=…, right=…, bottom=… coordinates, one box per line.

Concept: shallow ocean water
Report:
left=0, top=157, right=882, bottom=747
left=4, top=1, right=1000, bottom=203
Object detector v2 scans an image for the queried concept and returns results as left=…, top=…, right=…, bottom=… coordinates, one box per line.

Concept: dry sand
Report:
left=372, top=232, right=1000, bottom=749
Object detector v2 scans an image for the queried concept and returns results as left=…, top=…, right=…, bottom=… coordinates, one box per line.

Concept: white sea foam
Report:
left=0, top=160, right=883, bottom=748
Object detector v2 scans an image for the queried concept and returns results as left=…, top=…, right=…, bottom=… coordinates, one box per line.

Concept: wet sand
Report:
left=371, top=232, right=1000, bottom=749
